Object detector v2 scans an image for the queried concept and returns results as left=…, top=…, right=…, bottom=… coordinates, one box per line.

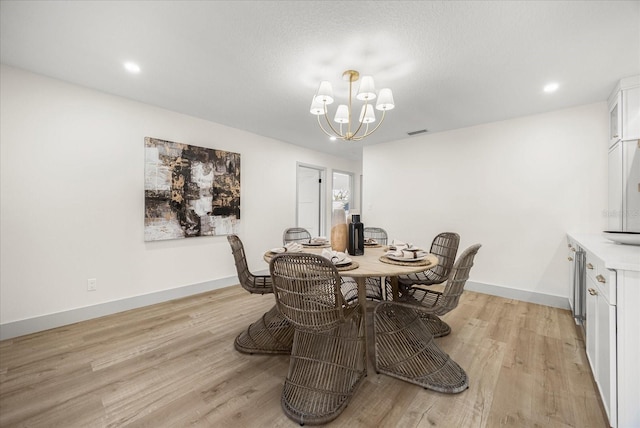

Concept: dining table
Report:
left=263, top=244, right=439, bottom=366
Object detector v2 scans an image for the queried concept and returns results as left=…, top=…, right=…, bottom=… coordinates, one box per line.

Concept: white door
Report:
left=297, top=165, right=324, bottom=237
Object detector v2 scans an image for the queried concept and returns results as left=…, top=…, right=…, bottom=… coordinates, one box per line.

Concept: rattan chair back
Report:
left=227, top=234, right=273, bottom=295
left=426, top=232, right=460, bottom=283
left=282, top=227, right=312, bottom=245
left=395, top=232, right=460, bottom=294
left=363, top=227, right=388, bottom=244
left=436, top=243, right=482, bottom=314
left=270, top=253, right=347, bottom=331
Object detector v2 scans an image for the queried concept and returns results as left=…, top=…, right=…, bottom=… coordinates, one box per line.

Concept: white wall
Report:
left=0, top=65, right=361, bottom=328
left=363, top=103, right=608, bottom=300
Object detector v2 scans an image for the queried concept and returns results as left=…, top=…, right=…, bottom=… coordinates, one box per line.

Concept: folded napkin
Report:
left=309, top=236, right=328, bottom=244
left=389, top=240, right=412, bottom=250
left=271, top=242, right=303, bottom=253
left=285, top=242, right=303, bottom=252
left=364, top=238, right=378, bottom=245
left=321, top=248, right=348, bottom=264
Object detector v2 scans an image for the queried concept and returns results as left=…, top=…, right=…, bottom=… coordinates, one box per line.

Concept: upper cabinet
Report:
left=608, top=76, right=640, bottom=147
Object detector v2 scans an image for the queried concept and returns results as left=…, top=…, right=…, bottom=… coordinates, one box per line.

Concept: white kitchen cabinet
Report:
left=608, top=76, right=640, bottom=148
left=568, top=234, right=640, bottom=428
left=585, top=272, right=597, bottom=364
left=584, top=252, right=617, bottom=426
left=609, top=91, right=622, bottom=146
left=615, top=269, right=640, bottom=426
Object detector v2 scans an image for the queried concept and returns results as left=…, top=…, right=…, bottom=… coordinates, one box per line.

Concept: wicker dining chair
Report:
left=374, top=244, right=481, bottom=393
left=363, top=226, right=388, bottom=245
left=227, top=234, right=294, bottom=354
left=270, top=253, right=366, bottom=426
left=387, top=232, right=460, bottom=336
left=282, top=227, right=312, bottom=245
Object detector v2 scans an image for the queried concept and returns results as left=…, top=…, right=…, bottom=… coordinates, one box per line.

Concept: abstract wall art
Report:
left=144, top=137, right=240, bottom=241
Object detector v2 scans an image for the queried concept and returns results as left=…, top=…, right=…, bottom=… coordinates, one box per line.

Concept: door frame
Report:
left=296, top=162, right=327, bottom=237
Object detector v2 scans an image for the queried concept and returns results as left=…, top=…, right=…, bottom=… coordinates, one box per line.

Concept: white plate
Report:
left=386, top=254, right=428, bottom=262
left=334, top=257, right=352, bottom=266
left=270, top=247, right=286, bottom=254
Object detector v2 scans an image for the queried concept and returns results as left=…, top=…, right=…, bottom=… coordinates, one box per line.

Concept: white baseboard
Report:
left=0, top=276, right=569, bottom=341
left=0, top=276, right=238, bottom=341
left=465, top=280, right=570, bottom=310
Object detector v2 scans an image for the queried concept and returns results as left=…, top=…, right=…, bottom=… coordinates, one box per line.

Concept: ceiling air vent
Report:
left=407, top=129, right=428, bottom=136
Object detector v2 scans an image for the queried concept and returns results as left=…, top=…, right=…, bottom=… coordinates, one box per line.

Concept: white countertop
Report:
left=568, top=232, right=640, bottom=271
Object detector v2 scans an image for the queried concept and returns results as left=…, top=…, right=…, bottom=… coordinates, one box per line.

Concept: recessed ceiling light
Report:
left=123, top=62, right=141, bottom=74
left=329, top=136, right=337, bottom=141
left=543, top=82, right=559, bottom=93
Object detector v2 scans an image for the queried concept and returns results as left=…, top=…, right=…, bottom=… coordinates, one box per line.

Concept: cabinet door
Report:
left=585, top=277, right=597, bottom=373
left=608, top=142, right=623, bottom=231
left=595, top=287, right=615, bottom=423
left=622, top=86, right=640, bottom=141
left=609, top=92, right=622, bottom=147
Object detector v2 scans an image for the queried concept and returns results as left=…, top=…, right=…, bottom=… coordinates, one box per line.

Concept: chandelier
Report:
left=309, top=70, right=395, bottom=141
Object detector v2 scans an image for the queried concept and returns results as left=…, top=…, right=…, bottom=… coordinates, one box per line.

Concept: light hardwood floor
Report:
left=0, top=286, right=608, bottom=427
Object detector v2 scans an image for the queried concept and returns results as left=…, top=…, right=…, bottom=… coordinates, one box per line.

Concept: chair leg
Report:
left=373, top=302, right=468, bottom=393
left=280, top=311, right=366, bottom=425
left=234, top=304, right=294, bottom=355
left=418, top=313, right=452, bottom=338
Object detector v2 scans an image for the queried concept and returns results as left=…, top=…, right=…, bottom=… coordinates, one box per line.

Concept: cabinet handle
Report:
left=568, top=256, right=573, bottom=262
left=588, top=288, right=598, bottom=296
left=596, top=274, right=606, bottom=284
left=571, top=247, right=576, bottom=252
left=586, top=263, right=594, bottom=270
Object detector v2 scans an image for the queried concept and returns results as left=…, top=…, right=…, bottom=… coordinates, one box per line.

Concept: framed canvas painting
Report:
left=144, top=137, right=240, bottom=241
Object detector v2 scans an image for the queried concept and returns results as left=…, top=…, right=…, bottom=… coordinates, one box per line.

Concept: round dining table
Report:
left=264, top=245, right=439, bottom=366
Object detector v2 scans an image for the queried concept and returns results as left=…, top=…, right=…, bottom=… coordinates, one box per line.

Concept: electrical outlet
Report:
left=87, top=278, right=97, bottom=291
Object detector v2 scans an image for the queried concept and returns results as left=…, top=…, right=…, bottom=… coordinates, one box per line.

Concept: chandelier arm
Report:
left=350, top=110, right=367, bottom=139
left=349, top=98, right=374, bottom=140
left=321, top=104, right=347, bottom=138
left=352, top=110, right=387, bottom=141
left=361, top=109, right=387, bottom=137
left=316, top=115, right=341, bottom=139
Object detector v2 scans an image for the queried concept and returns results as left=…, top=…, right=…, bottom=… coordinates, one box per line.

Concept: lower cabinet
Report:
left=584, top=252, right=617, bottom=427
left=568, top=233, right=640, bottom=428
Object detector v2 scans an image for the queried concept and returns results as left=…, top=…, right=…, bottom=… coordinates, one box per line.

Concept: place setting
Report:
left=302, top=236, right=332, bottom=248
left=380, top=241, right=432, bottom=266
left=364, top=237, right=382, bottom=248
left=320, top=248, right=359, bottom=271
left=265, top=242, right=304, bottom=257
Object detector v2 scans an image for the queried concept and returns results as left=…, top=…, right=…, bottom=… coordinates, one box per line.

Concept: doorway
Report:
left=296, top=164, right=325, bottom=237
left=332, top=170, right=354, bottom=212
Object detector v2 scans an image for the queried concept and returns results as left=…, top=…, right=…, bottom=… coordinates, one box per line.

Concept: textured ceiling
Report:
left=1, top=1, right=639, bottom=160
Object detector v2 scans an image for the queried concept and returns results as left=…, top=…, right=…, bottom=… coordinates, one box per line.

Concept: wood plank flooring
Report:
left=0, top=286, right=608, bottom=427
